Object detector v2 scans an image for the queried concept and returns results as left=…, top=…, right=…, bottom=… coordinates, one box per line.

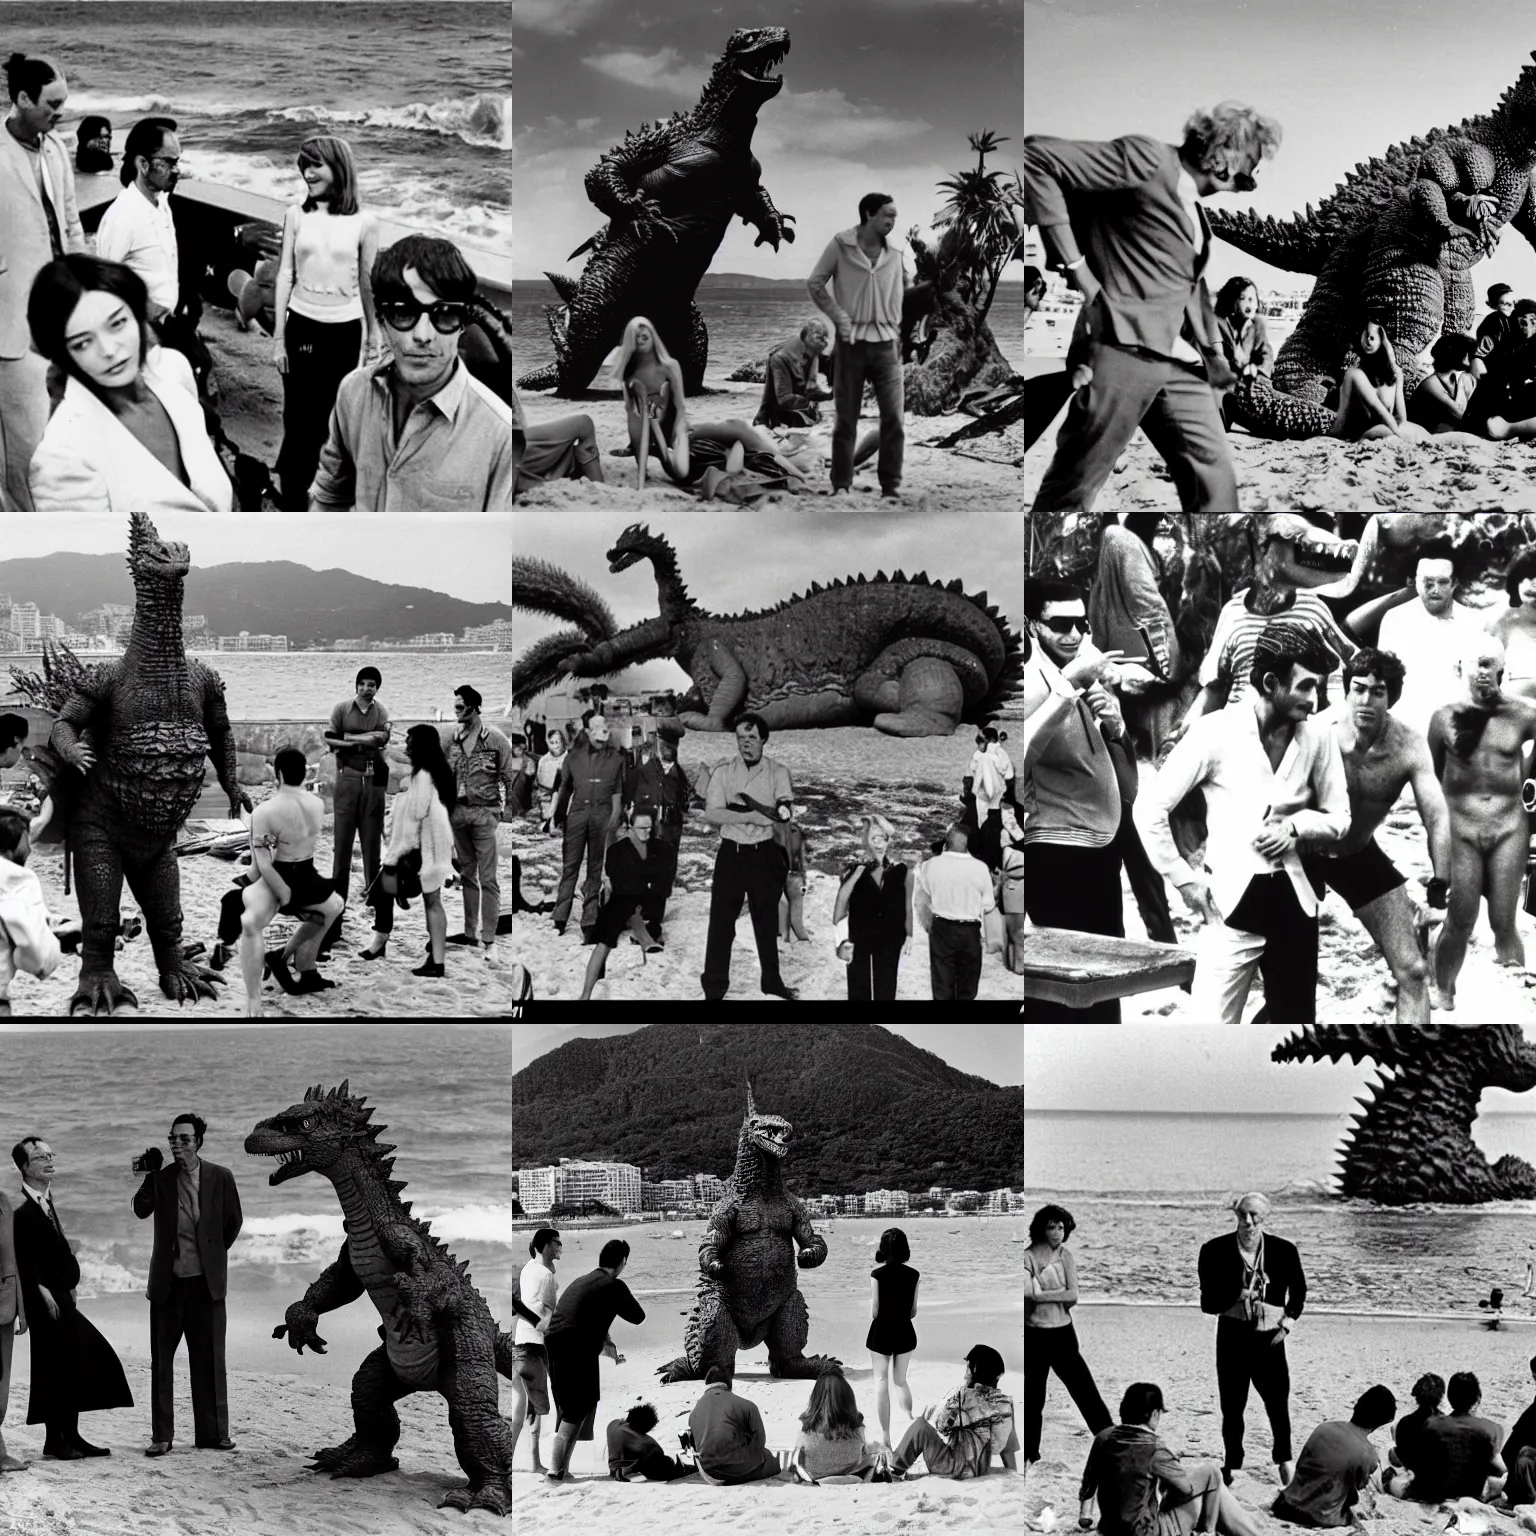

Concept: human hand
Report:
left=14, top=1314, right=24, bottom=1335
left=1252, top=817, right=1297, bottom=860
left=1069, top=360, right=1094, bottom=392
left=1083, top=682, right=1124, bottom=735
left=272, top=339, right=289, bottom=374
left=38, top=1285, right=58, bottom=1322
left=1060, top=649, right=1125, bottom=691
left=1116, top=662, right=1157, bottom=696
left=1176, top=878, right=1220, bottom=924
left=835, top=318, right=853, bottom=346
left=273, top=884, right=292, bottom=908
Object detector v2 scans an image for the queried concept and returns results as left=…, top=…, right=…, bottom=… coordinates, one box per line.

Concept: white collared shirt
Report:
left=1137, top=701, right=1350, bottom=919
left=95, top=180, right=179, bottom=313
left=22, top=1181, right=54, bottom=1221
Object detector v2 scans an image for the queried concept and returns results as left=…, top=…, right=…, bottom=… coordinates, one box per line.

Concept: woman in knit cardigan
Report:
left=359, top=724, right=457, bottom=977
left=0, top=1188, right=28, bottom=1472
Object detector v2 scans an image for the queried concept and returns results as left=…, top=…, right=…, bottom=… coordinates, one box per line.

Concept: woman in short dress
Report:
left=0, top=1189, right=27, bottom=1473
left=866, top=1226, right=920, bottom=1448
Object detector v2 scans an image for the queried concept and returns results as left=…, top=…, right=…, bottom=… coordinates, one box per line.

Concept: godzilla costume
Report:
left=245, top=1083, right=514, bottom=1515
left=659, top=1082, right=840, bottom=1384
left=10, top=513, right=251, bottom=1015
left=515, top=524, right=1024, bottom=737
left=516, top=27, right=795, bottom=395
left=1274, top=1026, right=1536, bottom=1203
left=1210, top=52, right=1536, bottom=438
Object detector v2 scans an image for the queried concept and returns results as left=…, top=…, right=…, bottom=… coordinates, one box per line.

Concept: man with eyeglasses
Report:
left=445, top=685, right=517, bottom=964
left=94, top=117, right=180, bottom=327
left=1022, top=578, right=1132, bottom=1020
left=132, top=1114, right=243, bottom=1457
left=308, top=233, right=514, bottom=510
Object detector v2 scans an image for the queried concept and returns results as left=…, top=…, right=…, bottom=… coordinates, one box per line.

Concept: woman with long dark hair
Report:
left=790, top=1371, right=882, bottom=1482
left=866, top=1225, right=920, bottom=1449
left=360, top=723, right=456, bottom=974
left=271, top=135, right=382, bottom=508
left=1214, top=277, right=1273, bottom=383
left=1025, top=1202, right=1112, bottom=1467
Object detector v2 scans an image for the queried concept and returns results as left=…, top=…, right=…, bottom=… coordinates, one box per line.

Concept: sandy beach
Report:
left=519, top=369, right=1024, bottom=514
left=1026, top=1305, right=1536, bottom=1536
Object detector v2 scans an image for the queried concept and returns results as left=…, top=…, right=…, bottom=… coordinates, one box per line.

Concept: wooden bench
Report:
left=1024, top=925, right=1196, bottom=1009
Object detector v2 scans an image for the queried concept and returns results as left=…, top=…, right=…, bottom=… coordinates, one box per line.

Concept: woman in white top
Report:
left=1487, top=545, right=1536, bottom=703
left=26, top=254, right=232, bottom=512
left=271, top=135, right=382, bottom=509
left=535, top=728, right=567, bottom=832
left=359, top=723, right=456, bottom=974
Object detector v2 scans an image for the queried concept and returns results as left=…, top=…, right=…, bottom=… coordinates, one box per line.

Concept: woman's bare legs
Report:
left=693, top=419, right=809, bottom=482
left=1329, top=370, right=1402, bottom=440
left=423, top=888, right=447, bottom=964
left=508, top=1372, right=544, bottom=1471
left=526, top=413, right=605, bottom=481
left=579, top=941, right=611, bottom=999
left=871, top=1351, right=893, bottom=1444
left=891, top=1349, right=914, bottom=1428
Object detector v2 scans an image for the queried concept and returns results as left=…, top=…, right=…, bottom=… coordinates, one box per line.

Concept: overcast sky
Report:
left=514, top=0, right=1023, bottom=279
left=0, top=516, right=511, bottom=605
left=515, top=510, right=1025, bottom=693
left=1026, top=1027, right=1536, bottom=1116
left=514, top=1023, right=1023, bottom=1085
left=1025, top=1, right=1536, bottom=304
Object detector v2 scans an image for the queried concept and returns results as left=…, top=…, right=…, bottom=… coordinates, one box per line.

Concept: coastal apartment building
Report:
left=516, top=1159, right=643, bottom=1213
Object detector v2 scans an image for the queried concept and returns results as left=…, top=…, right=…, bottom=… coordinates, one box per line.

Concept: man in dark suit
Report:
left=1026, top=101, right=1283, bottom=515
left=628, top=724, right=688, bottom=943
left=132, top=1113, right=243, bottom=1456
left=1198, top=1191, right=1307, bottom=1486
left=11, top=1135, right=132, bottom=1457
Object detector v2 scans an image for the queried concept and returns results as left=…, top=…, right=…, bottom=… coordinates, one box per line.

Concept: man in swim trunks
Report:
left=239, top=746, right=344, bottom=1016
left=1306, top=648, right=1453, bottom=1023
left=1427, top=636, right=1536, bottom=1009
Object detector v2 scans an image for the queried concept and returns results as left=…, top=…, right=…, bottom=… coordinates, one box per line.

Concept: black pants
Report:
left=973, top=808, right=1005, bottom=872
left=1114, top=802, right=1176, bottom=946
left=276, top=311, right=363, bottom=510
left=1215, top=1315, right=1292, bottom=1470
left=701, top=840, right=786, bottom=999
left=1024, top=1322, right=1112, bottom=1462
left=1022, top=838, right=1125, bottom=1021
left=929, top=915, right=983, bottom=1000
left=847, top=939, right=903, bottom=1000
left=151, top=1274, right=228, bottom=1445
left=644, top=838, right=679, bottom=938
left=1225, top=872, right=1320, bottom=1025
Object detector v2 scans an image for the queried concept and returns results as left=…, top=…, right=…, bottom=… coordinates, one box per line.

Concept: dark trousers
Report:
left=891, top=1415, right=962, bottom=1477
left=701, top=839, right=786, bottom=998
left=151, top=1274, right=228, bottom=1445
left=973, top=808, right=1005, bottom=872
left=326, top=769, right=384, bottom=947
left=552, top=806, right=609, bottom=931
left=929, top=915, right=983, bottom=1000
left=1225, top=872, right=1320, bottom=1025
left=1216, top=1315, right=1292, bottom=1469
left=1024, top=1322, right=1113, bottom=1462
left=1031, top=340, right=1239, bottom=515
left=832, top=338, right=904, bottom=492
left=1115, top=803, right=1176, bottom=945
left=847, top=939, right=903, bottom=1000
left=1025, top=366, right=1074, bottom=451
left=643, top=837, right=680, bottom=937
left=1506, top=1445, right=1536, bottom=1504
left=276, top=311, right=363, bottom=509
left=1022, top=838, right=1125, bottom=1021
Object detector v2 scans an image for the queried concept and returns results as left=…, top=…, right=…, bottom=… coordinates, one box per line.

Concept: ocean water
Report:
left=511, top=283, right=1028, bottom=382
left=0, top=1025, right=513, bottom=1310
left=1026, top=1111, right=1536, bottom=1316
left=27, top=1, right=511, bottom=249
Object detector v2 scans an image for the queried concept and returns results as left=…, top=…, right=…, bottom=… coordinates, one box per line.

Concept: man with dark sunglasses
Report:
left=308, top=233, right=513, bottom=510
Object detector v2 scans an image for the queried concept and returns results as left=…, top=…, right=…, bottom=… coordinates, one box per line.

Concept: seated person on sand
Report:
left=1077, top=1380, right=1253, bottom=1532
left=1408, top=335, right=1479, bottom=434
left=756, top=316, right=834, bottom=427
left=1272, top=1384, right=1395, bottom=1527
left=0, top=806, right=78, bottom=1019
left=1328, top=319, right=1427, bottom=442
left=577, top=810, right=666, bottom=1001
left=1214, top=276, right=1274, bottom=427
left=1427, top=637, right=1536, bottom=1010
left=1471, top=282, right=1518, bottom=378
left=1383, top=1373, right=1444, bottom=1494
left=1497, top=1356, right=1536, bottom=1506
left=1390, top=1370, right=1505, bottom=1503
left=239, top=747, right=345, bottom=1014
left=618, top=315, right=811, bottom=491
left=790, top=1371, right=884, bottom=1484
left=1464, top=299, right=1536, bottom=441
left=890, top=1343, right=1021, bottom=1483
left=511, top=379, right=603, bottom=499
left=689, top=1366, right=784, bottom=1484
left=607, top=1401, right=694, bottom=1482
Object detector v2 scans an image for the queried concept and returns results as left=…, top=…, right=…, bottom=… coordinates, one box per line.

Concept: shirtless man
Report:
left=1308, top=649, right=1453, bottom=1022
left=240, top=746, right=345, bottom=1016
left=1427, top=636, right=1536, bottom=1008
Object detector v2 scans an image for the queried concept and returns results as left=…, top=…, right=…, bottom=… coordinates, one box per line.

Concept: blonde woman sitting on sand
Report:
left=1328, top=319, right=1429, bottom=442
left=618, top=315, right=809, bottom=491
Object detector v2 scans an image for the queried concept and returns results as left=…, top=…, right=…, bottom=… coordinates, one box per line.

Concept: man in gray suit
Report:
left=131, top=1114, right=243, bottom=1456
left=1025, top=102, right=1282, bottom=515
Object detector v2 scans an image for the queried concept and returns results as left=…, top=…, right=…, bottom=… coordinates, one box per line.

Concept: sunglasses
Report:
left=168, top=1134, right=197, bottom=1145
left=379, top=300, right=469, bottom=335
left=1038, top=615, right=1089, bottom=635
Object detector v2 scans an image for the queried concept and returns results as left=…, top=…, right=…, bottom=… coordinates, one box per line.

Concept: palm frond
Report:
left=512, top=556, right=616, bottom=641
left=512, top=628, right=599, bottom=709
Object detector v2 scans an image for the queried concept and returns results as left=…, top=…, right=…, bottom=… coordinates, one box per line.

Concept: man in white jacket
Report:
left=0, top=807, right=76, bottom=1016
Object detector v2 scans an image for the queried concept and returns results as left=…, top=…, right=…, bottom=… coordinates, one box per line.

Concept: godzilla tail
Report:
left=1225, top=372, right=1337, bottom=441
left=515, top=363, right=560, bottom=391
left=513, top=556, right=617, bottom=639
left=513, top=629, right=595, bottom=709
left=1208, top=207, right=1332, bottom=276
left=545, top=271, right=580, bottom=304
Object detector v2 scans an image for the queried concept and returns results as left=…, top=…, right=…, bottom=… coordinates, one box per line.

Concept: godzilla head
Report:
left=743, top=1076, right=792, bottom=1158
left=1252, top=513, right=1359, bottom=592
left=127, top=511, right=191, bottom=584
left=717, top=26, right=789, bottom=102
left=608, top=522, right=654, bottom=574
left=244, top=1080, right=396, bottom=1186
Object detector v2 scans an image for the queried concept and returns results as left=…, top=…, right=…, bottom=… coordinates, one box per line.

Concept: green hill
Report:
left=511, top=1024, right=1022, bottom=1193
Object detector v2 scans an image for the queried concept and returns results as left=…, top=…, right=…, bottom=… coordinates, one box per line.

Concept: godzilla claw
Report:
left=440, top=1483, right=511, bottom=1515
left=160, top=959, right=225, bottom=1003
left=308, top=1440, right=399, bottom=1478
left=69, top=968, right=139, bottom=1018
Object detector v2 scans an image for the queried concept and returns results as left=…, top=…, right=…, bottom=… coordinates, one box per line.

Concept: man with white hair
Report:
left=1198, top=1193, right=1307, bottom=1488
left=754, top=317, right=833, bottom=428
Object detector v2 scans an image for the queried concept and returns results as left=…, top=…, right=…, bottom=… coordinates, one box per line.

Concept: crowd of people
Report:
left=510, top=707, right=1023, bottom=1000
left=0, top=50, right=513, bottom=512
left=511, top=190, right=915, bottom=503
left=510, top=1227, right=1018, bottom=1486
left=1023, top=512, right=1536, bottom=1022
left=1028, top=1197, right=1536, bottom=1533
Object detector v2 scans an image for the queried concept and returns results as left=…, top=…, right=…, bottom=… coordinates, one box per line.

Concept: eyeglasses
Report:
left=379, top=300, right=469, bottom=335
left=168, top=1134, right=197, bottom=1145
left=1038, top=615, right=1089, bottom=635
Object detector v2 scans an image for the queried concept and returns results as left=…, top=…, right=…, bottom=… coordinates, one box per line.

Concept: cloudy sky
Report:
left=514, top=1022, right=1024, bottom=1085
left=515, top=509, right=1026, bottom=693
left=514, top=0, right=1023, bottom=279
left=1026, top=0, right=1536, bottom=304
left=0, top=515, right=511, bottom=605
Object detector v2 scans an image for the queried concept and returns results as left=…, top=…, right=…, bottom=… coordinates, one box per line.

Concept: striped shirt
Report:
left=1200, top=590, right=1358, bottom=708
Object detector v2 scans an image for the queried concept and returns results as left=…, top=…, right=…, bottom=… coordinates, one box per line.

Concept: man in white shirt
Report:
left=1377, top=549, right=1485, bottom=737
left=913, top=825, right=1000, bottom=1001
left=1138, top=620, right=1350, bottom=1023
left=94, top=116, right=180, bottom=323
left=967, top=726, right=1018, bottom=870
left=510, top=1227, right=561, bottom=1475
